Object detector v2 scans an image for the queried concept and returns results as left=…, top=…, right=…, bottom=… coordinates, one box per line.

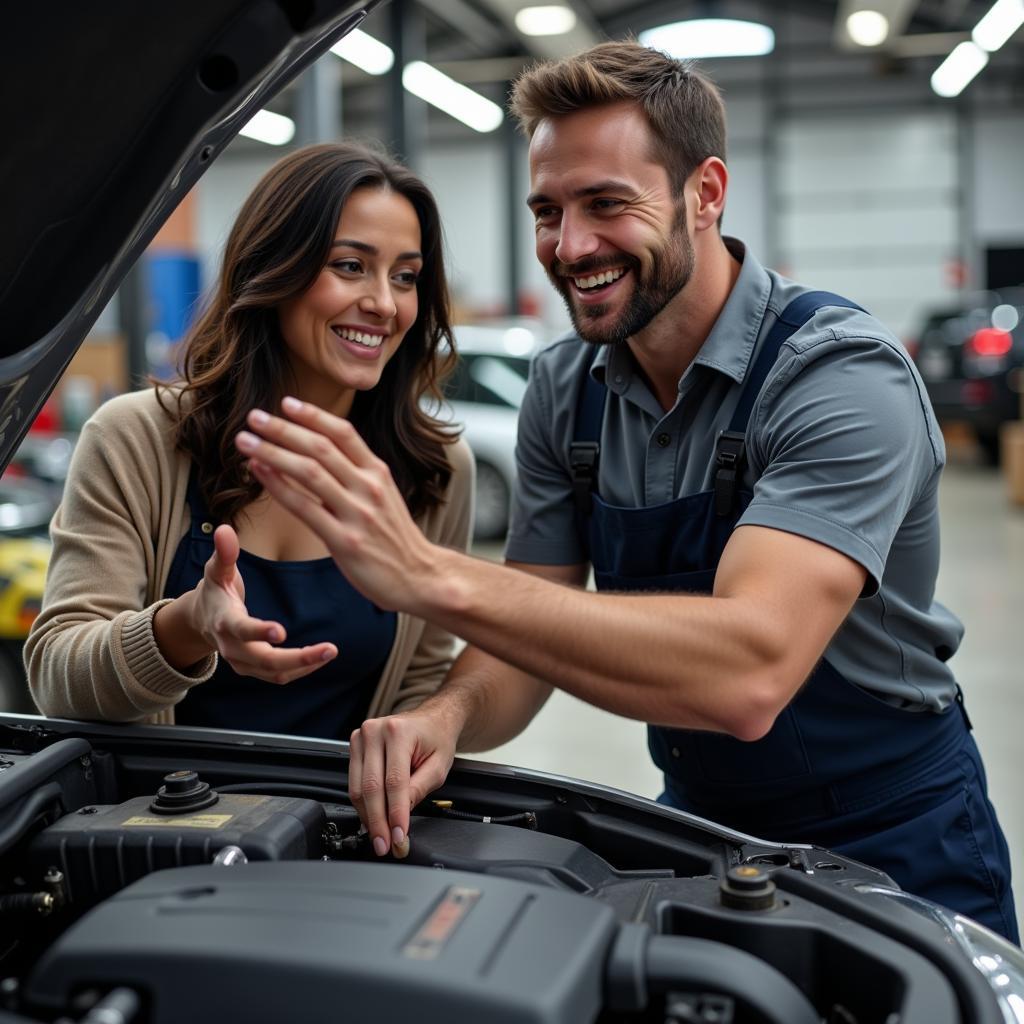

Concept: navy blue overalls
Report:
left=165, top=468, right=396, bottom=739
left=571, top=291, right=1018, bottom=941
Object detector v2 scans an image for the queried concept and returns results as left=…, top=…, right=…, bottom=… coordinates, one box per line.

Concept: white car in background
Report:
left=438, top=321, right=549, bottom=541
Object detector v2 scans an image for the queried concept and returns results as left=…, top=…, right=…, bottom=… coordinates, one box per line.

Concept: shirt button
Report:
left=614, top=374, right=624, bottom=385
left=656, top=433, right=671, bottom=448
left=201, top=522, right=214, bottom=534
left=671, top=747, right=681, bottom=758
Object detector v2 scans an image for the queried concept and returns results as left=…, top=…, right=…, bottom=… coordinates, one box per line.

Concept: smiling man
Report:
left=241, top=41, right=1018, bottom=940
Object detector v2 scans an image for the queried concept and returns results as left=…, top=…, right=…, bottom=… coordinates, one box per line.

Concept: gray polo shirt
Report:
left=506, top=238, right=964, bottom=710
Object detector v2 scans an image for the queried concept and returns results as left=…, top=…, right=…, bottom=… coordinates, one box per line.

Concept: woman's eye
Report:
left=394, top=270, right=419, bottom=286
left=331, top=259, right=362, bottom=274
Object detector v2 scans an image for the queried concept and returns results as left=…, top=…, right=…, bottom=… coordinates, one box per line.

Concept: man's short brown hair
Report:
left=509, top=39, right=726, bottom=195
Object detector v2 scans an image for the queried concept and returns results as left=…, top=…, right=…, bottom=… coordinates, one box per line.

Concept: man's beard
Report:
left=550, top=207, right=694, bottom=347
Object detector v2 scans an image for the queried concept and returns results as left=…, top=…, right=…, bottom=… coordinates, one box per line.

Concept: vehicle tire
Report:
left=473, top=460, right=511, bottom=542
left=976, top=429, right=1002, bottom=466
left=0, top=641, right=33, bottom=714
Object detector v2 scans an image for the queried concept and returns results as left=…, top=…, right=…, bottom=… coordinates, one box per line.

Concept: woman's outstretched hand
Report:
left=235, top=398, right=440, bottom=615
left=172, top=523, right=338, bottom=682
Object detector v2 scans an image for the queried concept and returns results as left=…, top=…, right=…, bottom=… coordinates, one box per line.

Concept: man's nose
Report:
left=554, top=214, right=599, bottom=266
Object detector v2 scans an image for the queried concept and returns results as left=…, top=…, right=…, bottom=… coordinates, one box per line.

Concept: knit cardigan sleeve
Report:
left=24, top=390, right=216, bottom=721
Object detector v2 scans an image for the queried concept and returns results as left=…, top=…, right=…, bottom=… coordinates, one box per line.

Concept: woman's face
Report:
left=278, top=186, right=423, bottom=416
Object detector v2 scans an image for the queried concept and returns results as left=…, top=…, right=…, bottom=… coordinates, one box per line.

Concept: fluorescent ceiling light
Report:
left=846, top=10, right=890, bottom=47
left=330, top=28, right=394, bottom=74
left=930, top=41, right=989, bottom=97
left=239, top=109, right=295, bottom=146
left=972, top=0, right=1024, bottom=52
left=515, top=5, right=577, bottom=36
left=402, top=61, right=504, bottom=133
left=639, top=19, right=775, bottom=59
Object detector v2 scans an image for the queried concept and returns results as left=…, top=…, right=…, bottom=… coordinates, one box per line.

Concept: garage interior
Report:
left=5, top=0, right=1023, bottom=940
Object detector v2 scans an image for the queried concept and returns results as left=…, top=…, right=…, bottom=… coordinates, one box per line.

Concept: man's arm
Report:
left=241, top=402, right=866, bottom=738
left=347, top=560, right=582, bottom=857
left=420, top=523, right=865, bottom=738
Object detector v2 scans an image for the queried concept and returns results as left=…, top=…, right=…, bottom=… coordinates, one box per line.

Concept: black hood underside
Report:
left=0, top=0, right=379, bottom=469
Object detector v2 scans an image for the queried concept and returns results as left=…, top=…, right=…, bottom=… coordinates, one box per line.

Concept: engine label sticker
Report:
left=121, top=815, right=234, bottom=829
left=403, top=886, right=481, bottom=960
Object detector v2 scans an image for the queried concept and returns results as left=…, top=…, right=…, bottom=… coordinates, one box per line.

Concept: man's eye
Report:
left=533, top=207, right=558, bottom=222
left=592, top=198, right=622, bottom=211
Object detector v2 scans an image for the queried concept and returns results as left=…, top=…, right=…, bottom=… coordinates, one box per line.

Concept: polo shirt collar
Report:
left=591, top=237, right=772, bottom=395
left=690, top=238, right=771, bottom=385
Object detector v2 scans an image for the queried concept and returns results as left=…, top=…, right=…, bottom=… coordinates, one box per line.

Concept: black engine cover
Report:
left=25, top=861, right=619, bottom=1024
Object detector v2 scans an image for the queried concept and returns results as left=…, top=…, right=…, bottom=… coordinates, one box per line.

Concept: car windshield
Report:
left=447, top=353, right=531, bottom=409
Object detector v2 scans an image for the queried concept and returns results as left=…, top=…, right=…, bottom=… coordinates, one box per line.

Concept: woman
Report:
left=26, top=142, right=473, bottom=741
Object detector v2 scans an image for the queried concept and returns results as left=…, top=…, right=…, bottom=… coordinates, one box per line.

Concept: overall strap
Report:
left=713, top=290, right=865, bottom=517
left=183, top=461, right=213, bottom=528
left=569, top=356, right=607, bottom=521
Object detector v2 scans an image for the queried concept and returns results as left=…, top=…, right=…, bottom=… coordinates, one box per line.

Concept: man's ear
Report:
left=692, top=157, right=728, bottom=232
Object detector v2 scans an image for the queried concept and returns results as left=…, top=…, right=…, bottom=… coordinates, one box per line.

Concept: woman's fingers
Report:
left=221, top=639, right=338, bottom=685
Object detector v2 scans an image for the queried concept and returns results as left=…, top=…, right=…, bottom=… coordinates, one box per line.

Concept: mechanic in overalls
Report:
left=240, top=41, right=1017, bottom=941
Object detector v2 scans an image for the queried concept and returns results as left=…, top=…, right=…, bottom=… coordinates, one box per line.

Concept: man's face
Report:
left=527, top=101, right=694, bottom=345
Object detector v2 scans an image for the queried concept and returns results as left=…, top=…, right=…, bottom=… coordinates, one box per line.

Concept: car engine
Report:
left=0, top=717, right=1014, bottom=1024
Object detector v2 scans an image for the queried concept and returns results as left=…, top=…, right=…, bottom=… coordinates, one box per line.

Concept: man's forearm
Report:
left=423, top=644, right=553, bottom=753
left=404, top=528, right=864, bottom=742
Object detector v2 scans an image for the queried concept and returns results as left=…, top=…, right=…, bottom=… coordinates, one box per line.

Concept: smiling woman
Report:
left=25, top=144, right=474, bottom=756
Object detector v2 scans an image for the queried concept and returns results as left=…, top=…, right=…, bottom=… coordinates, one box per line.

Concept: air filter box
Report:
left=29, top=787, right=325, bottom=906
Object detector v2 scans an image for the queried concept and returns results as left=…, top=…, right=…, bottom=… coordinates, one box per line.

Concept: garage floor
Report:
left=469, top=454, right=1024, bottom=937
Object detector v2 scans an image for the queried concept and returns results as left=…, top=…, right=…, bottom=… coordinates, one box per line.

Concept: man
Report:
left=239, top=41, right=1017, bottom=940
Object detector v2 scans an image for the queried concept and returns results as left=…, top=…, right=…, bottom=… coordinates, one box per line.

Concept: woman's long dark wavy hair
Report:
left=158, top=142, right=457, bottom=526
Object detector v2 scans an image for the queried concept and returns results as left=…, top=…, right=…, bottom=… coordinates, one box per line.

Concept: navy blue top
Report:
left=164, top=470, right=396, bottom=739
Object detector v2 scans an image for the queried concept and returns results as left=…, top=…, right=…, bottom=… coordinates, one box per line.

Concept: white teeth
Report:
left=573, top=268, right=625, bottom=290
left=334, top=327, right=383, bottom=348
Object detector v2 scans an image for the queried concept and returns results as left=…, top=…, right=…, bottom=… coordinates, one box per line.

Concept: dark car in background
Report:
left=913, top=290, right=1024, bottom=463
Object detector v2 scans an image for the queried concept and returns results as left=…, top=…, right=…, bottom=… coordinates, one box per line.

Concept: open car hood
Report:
left=0, top=0, right=380, bottom=471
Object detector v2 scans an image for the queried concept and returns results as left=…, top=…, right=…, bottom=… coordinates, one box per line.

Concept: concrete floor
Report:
left=466, top=452, right=1024, bottom=935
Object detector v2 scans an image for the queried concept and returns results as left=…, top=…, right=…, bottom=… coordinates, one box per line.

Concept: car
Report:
left=440, top=322, right=544, bottom=541
left=0, top=478, right=57, bottom=714
left=912, top=290, right=1024, bottom=464
left=2, top=4, right=1024, bottom=1023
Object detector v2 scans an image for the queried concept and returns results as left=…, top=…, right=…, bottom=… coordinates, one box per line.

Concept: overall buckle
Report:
left=570, top=441, right=600, bottom=513
left=714, top=431, right=747, bottom=518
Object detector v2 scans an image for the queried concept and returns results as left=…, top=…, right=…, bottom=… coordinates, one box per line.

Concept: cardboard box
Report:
left=1002, top=421, right=1024, bottom=507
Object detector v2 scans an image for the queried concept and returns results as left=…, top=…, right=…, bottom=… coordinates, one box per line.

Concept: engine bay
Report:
left=0, top=717, right=1006, bottom=1024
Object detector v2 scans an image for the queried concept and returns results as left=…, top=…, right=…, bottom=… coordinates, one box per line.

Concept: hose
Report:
left=645, top=934, right=819, bottom=1024
left=216, top=782, right=347, bottom=802
left=434, top=806, right=538, bottom=828
left=0, top=782, right=63, bottom=856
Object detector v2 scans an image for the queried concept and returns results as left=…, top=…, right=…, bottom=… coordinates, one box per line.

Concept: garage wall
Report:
left=188, top=100, right=1022, bottom=344
left=774, top=111, right=961, bottom=341
left=972, top=112, right=1024, bottom=244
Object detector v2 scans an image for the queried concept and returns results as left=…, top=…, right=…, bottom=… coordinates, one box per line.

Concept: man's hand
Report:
left=348, top=705, right=462, bottom=858
left=235, top=399, right=438, bottom=613
left=188, top=524, right=337, bottom=682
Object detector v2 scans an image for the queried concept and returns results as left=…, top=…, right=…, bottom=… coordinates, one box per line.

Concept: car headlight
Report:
left=856, top=884, right=1024, bottom=1023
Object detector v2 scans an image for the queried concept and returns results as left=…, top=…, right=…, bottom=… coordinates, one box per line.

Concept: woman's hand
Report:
left=156, top=524, right=337, bottom=682
left=235, top=398, right=441, bottom=614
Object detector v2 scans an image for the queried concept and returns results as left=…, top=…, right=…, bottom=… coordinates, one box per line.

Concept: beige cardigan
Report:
left=25, top=388, right=474, bottom=727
